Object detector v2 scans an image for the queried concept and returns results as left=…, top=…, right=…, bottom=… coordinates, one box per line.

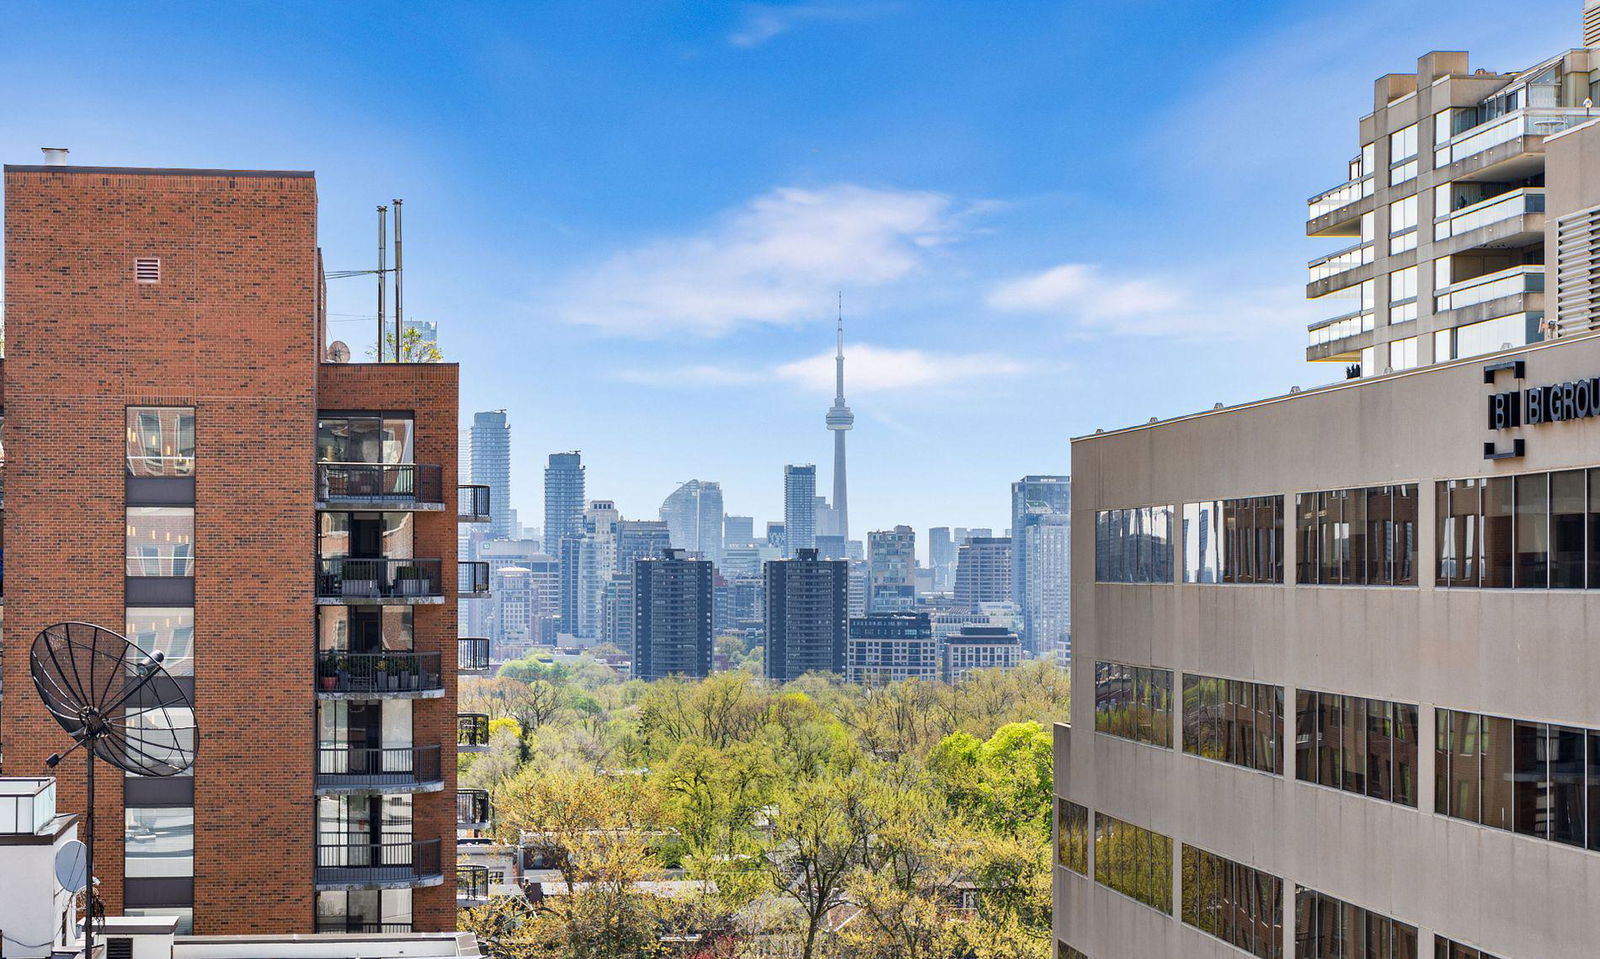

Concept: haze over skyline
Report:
left=0, top=0, right=1578, bottom=535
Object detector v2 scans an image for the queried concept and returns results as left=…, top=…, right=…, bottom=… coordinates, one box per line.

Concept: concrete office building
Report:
left=660, top=480, right=724, bottom=565
left=942, top=626, right=1021, bottom=683
left=634, top=548, right=713, bottom=679
left=764, top=548, right=848, bottom=681
left=954, top=536, right=1013, bottom=607
left=867, top=526, right=916, bottom=612
left=543, top=452, right=585, bottom=555
left=0, top=160, right=487, bottom=933
left=846, top=612, right=937, bottom=685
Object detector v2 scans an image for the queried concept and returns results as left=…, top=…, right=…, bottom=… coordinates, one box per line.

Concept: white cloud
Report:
left=612, top=343, right=1030, bottom=395
left=987, top=262, right=1318, bottom=339
left=561, top=184, right=961, bottom=337
left=728, top=3, right=890, bottom=47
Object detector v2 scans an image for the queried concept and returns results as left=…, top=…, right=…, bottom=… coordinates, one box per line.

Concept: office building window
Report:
left=1438, top=469, right=1600, bottom=588
left=126, top=608, right=194, bottom=676
left=1182, top=496, right=1283, bottom=584
left=1181, top=844, right=1284, bottom=959
left=1295, top=485, right=1418, bottom=585
left=1294, top=888, right=1418, bottom=959
left=1056, top=799, right=1088, bottom=875
left=126, top=507, right=194, bottom=577
left=124, top=807, right=194, bottom=878
left=126, top=406, right=195, bottom=477
left=1094, top=506, right=1173, bottom=583
left=1093, top=813, right=1172, bottom=914
left=1295, top=690, right=1418, bottom=807
left=1434, top=938, right=1506, bottom=959
left=1094, top=662, right=1173, bottom=748
left=1437, top=707, right=1591, bottom=848
left=1182, top=675, right=1283, bottom=774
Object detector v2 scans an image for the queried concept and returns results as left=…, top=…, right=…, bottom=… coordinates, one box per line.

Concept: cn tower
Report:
left=824, top=297, right=853, bottom=541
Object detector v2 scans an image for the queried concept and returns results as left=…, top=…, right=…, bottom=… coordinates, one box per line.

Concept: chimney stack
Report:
left=40, top=147, right=69, bottom=166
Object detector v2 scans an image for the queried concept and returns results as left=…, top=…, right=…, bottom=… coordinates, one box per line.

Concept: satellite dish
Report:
left=31, top=622, right=196, bottom=952
left=327, top=340, right=351, bottom=363
left=56, top=839, right=88, bottom=893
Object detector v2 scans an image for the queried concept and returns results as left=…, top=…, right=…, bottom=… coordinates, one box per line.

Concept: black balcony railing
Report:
left=458, top=788, right=491, bottom=828
left=319, top=463, right=445, bottom=505
left=458, top=863, right=491, bottom=901
left=458, top=484, right=491, bottom=522
left=458, top=713, right=491, bottom=748
left=317, top=650, right=442, bottom=695
left=315, top=837, right=442, bottom=885
left=314, top=921, right=414, bottom=934
left=316, top=745, right=443, bottom=790
left=318, top=558, right=443, bottom=600
left=458, top=637, right=490, bottom=672
left=458, top=561, right=490, bottom=596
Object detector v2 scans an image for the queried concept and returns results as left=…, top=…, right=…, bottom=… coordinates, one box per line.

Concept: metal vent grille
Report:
left=1555, top=205, right=1600, bottom=337
left=134, top=257, right=161, bottom=284
left=106, top=938, right=133, bottom=959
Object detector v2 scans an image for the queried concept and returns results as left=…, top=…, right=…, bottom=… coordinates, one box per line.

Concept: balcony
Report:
left=459, top=485, right=491, bottom=523
left=1436, top=108, right=1594, bottom=180
left=315, top=745, right=444, bottom=795
left=1306, top=173, right=1376, bottom=237
left=459, top=561, right=490, bottom=597
left=316, top=557, right=444, bottom=604
left=314, top=837, right=443, bottom=889
left=314, top=921, right=414, bottom=934
left=1306, top=241, right=1374, bottom=285
left=316, top=650, right=444, bottom=698
left=458, top=864, right=491, bottom=906
left=1435, top=266, right=1545, bottom=314
left=459, top=713, right=491, bottom=752
left=1434, top=188, right=1545, bottom=250
left=458, top=788, right=491, bottom=830
left=459, top=637, right=491, bottom=674
left=1305, top=309, right=1376, bottom=362
left=317, top=463, right=445, bottom=510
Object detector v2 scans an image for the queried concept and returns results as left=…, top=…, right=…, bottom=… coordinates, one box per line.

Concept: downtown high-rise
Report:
left=1012, top=475, right=1071, bottom=655
left=468, top=410, right=513, bottom=539
left=544, top=451, right=586, bottom=555
left=784, top=464, right=818, bottom=556
left=634, top=548, right=713, bottom=679
left=763, top=548, right=848, bottom=681
left=660, top=479, right=724, bottom=565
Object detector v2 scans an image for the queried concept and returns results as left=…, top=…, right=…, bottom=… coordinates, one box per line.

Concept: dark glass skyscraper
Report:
left=470, top=410, right=513, bottom=539
left=634, top=548, right=713, bottom=679
left=783, top=464, right=817, bottom=557
left=544, top=451, right=586, bottom=553
left=764, top=548, right=848, bottom=681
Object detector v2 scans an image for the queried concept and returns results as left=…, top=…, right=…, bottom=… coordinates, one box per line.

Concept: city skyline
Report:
left=1, top=1, right=1581, bottom=538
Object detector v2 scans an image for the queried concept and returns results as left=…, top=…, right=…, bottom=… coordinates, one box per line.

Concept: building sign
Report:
left=1484, top=359, right=1600, bottom=458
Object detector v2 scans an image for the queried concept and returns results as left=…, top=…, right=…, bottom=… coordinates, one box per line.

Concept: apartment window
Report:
left=122, top=706, right=196, bottom=777
left=1181, top=845, right=1284, bottom=959
left=126, top=507, right=194, bottom=577
left=1389, top=124, right=1419, bottom=186
left=1093, top=506, right=1173, bottom=583
left=317, top=415, right=415, bottom=465
left=1436, top=469, right=1600, bottom=588
left=1434, top=937, right=1507, bottom=959
left=1181, top=496, right=1283, bottom=584
left=1434, top=328, right=1455, bottom=362
left=1094, top=661, right=1173, bottom=748
left=1294, top=888, right=1418, bottom=959
left=1055, top=799, right=1089, bottom=875
left=1389, top=266, right=1419, bottom=324
left=1295, top=690, right=1418, bottom=807
left=1389, top=336, right=1418, bottom=372
left=1093, top=813, right=1172, bottom=913
left=126, top=608, right=194, bottom=676
left=315, top=889, right=413, bottom=934
left=1389, top=195, right=1418, bottom=254
left=1437, top=708, right=1592, bottom=848
left=124, top=807, right=194, bottom=877
left=126, top=407, right=195, bottom=477
left=1182, top=675, right=1283, bottom=774
left=1294, top=485, right=1418, bottom=585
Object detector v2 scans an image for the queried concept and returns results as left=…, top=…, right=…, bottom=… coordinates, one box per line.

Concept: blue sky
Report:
left=0, top=0, right=1580, bottom=548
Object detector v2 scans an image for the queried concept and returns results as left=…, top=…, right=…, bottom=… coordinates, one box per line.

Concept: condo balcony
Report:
left=317, top=463, right=445, bottom=510
left=458, top=485, right=491, bottom=523
left=313, top=920, right=415, bottom=934
left=1434, top=265, right=1545, bottom=317
left=459, top=561, right=490, bottom=596
left=314, top=836, right=443, bottom=889
left=1306, top=241, right=1375, bottom=285
left=457, top=864, right=491, bottom=907
left=316, top=557, right=445, bottom=604
left=1306, top=171, right=1376, bottom=238
left=458, top=637, right=491, bottom=674
left=1436, top=107, right=1594, bottom=181
left=316, top=650, right=444, bottom=698
left=1433, top=188, right=1545, bottom=252
left=1305, top=308, right=1376, bottom=362
left=457, top=788, right=491, bottom=831
left=315, top=744, right=444, bottom=794
left=458, top=713, right=491, bottom=752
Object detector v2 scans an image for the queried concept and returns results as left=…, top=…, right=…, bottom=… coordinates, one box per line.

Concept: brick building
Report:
left=0, top=160, right=490, bottom=933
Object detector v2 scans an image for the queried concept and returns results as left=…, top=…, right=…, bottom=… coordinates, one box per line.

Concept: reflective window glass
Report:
left=126, top=407, right=195, bottom=477
left=126, top=507, right=194, bottom=577
left=126, top=608, right=194, bottom=676
left=125, top=807, right=194, bottom=877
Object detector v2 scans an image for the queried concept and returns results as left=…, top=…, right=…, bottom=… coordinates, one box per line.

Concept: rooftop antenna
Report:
left=377, top=205, right=388, bottom=362
left=31, top=622, right=196, bottom=959
left=393, top=198, right=404, bottom=362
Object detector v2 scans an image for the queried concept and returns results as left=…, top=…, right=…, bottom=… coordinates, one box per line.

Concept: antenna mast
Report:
left=393, top=198, right=404, bottom=362
left=376, top=206, right=388, bottom=362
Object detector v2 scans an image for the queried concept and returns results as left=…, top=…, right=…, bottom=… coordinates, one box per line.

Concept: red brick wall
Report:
left=316, top=361, right=461, bottom=931
left=3, top=167, right=320, bottom=930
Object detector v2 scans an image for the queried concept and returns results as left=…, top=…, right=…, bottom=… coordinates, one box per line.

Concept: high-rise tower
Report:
left=825, top=301, right=853, bottom=541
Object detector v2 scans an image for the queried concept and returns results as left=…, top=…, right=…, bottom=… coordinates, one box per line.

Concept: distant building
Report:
left=724, top=514, right=755, bottom=546
left=1012, top=476, right=1071, bottom=655
left=868, top=526, right=916, bottom=612
left=616, top=519, right=673, bottom=574
left=764, top=548, right=848, bottom=681
left=602, top=573, right=635, bottom=655
left=559, top=501, right=617, bottom=642
left=766, top=521, right=787, bottom=554
left=544, top=451, right=586, bottom=556
left=635, top=548, right=713, bottom=679
left=491, top=565, right=536, bottom=651
left=814, top=533, right=847, bottom=559
left=404, top=318, right=439, bottom=354
left=847, top=559, right=868, bottom=618
left=721, top=541, right=780, bottom=579
left=955, top=536, right=1012, bottom=607
left=469, top=410, right=514, bottom=539
left=783, top=465, right=817, bottom=556
left=660, top=480, right=724, bottom=565
left=848, top=612, right=937, bottom=684
left=942, top=626, right=1022, bottom=683
left=928, top=526, right=956, bottom=592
